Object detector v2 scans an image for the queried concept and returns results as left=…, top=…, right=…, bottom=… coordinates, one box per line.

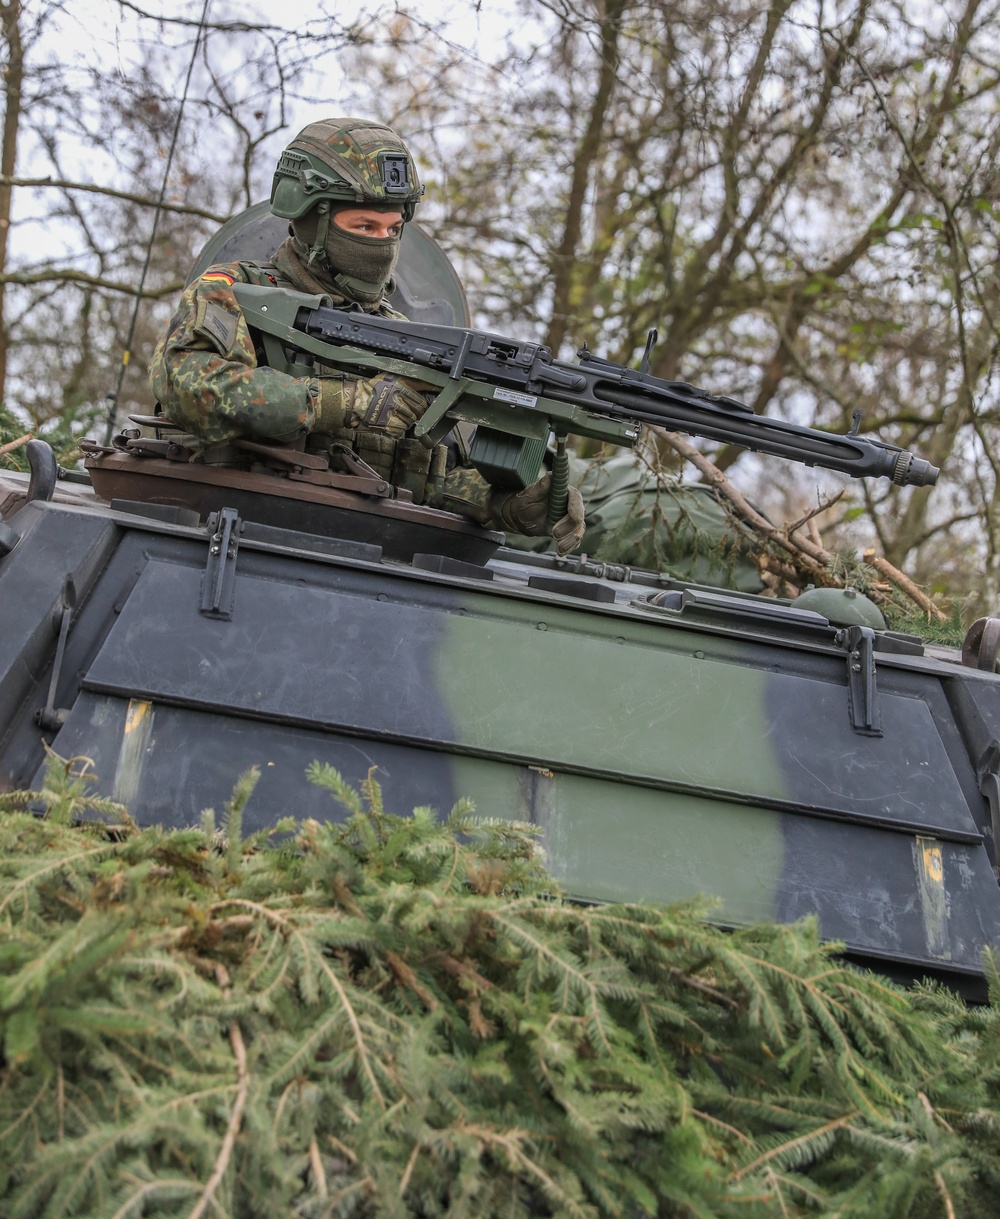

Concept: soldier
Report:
left=149, top=116, right=585, bottom=555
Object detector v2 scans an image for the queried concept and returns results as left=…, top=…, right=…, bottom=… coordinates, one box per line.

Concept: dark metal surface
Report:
left=0, top=505, right=119, bottom=781
left=200, top=507, right=241, bottom=619
left=84, top=450, right=504, bottom=564
left=46, top=692, right=462, bottom=836
left=0, top=516, right=17, bottom=556
left=836, top=624, right=883, bottom=736
left=33, top=575, right=77, bottom=731
left=26, top=438, right=57, bottom=502
left=964, top=616, right=1000, bottom=671
left=775, top=815, right=998, bottom=977
left=3, top=491, right=1000, bottom=998
left=82, top=553, right=980, bottom=839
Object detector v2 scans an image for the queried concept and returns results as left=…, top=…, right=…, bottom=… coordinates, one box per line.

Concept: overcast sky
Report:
left=53, top=0, right=513, bottom=93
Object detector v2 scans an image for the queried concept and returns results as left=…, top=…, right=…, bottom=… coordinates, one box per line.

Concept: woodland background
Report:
left=1, top=0, right=999, bottom=616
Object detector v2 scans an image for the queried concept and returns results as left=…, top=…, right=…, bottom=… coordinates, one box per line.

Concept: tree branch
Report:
left=112, top=0, right=351, bottom=38
left=654, top=427, right=832, bottom=574
left=0, top=432, right=32, bottom=454
left=862, top=549, right=948, bottom=622
left=0, top=175, right=227, bottom=222
left=0, top=269, right=185, bottom=297
left=545, top=0, right=626, bottom=353
left=186, top=966, right=250, bottom=1219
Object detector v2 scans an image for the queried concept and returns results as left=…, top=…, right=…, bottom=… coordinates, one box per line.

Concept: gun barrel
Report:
left=586, top=383, right=940, bottom=488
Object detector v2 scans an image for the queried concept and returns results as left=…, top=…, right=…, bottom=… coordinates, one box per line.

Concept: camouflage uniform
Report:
left=148, top=254, right=403, bottom=448
left=503, top=453, right=764, bottom=589
left=147, top=253, right=499, bottom=522
left=151, top=117, right=428, bottom=452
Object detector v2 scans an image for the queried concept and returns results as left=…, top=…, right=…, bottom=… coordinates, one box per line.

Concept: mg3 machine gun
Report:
left=2, top=214, right=999, bottom=1003
left=231, top=282, right=939, bottom=527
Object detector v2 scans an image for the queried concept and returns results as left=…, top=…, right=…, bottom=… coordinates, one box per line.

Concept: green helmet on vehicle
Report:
left=270, top=117, right=424, bottom=223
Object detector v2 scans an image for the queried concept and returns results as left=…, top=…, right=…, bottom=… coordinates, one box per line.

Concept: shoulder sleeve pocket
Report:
left=193, top=300, right=239, bottom=356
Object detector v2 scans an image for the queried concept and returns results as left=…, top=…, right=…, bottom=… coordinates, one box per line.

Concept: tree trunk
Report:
left=0, top=0, right=24, bottom=407
left=545, top=0, right=625, bottom=355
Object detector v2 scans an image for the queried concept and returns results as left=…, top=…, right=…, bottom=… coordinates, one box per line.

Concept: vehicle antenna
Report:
left=103, top=0, right=212, bottom=445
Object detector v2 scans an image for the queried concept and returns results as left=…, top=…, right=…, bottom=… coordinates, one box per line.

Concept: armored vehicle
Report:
left=2, top=209, right=1000, bottom=1002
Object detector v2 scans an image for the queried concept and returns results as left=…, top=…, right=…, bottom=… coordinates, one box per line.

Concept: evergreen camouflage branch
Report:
left=0, top=754, right=998, bottom=1215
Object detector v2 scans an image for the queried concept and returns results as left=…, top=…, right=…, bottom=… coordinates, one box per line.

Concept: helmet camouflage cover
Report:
left=270, top=117, right=424, bottom=222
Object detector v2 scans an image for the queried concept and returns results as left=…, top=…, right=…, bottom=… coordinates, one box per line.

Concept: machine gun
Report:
left=232, top=283, right=939, bottom=523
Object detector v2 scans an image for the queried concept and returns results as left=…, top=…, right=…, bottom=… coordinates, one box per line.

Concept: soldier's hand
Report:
left=352, top=373, right=432, bottom=439
left=493, top=473, right=586, bottom=556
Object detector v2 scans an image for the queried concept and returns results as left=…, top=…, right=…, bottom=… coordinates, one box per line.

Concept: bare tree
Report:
left=0, top=0, right=373, bottom=439
left=340, top=0, right=1000, bottom=616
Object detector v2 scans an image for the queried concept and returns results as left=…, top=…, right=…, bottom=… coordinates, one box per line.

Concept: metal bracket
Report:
left=978, top=740, right=1000, bottom=881
left=200, top=507, right=242, bottom=620
left=26, top=439, right=57, bottom=503
left=963, top=617, right=1000, bottom=672
left=835, top=623, right=883, bottom=736
left=235, top=438, right=331, bottom=471
left=34, top=575, right=77, bottom=732
left=317, top=443, right=396, bottom=497
left=118, top=435, right=196, bottom=462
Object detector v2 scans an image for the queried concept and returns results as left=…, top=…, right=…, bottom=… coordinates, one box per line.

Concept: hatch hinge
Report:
left=34, top=575, right=77, bottom=732
left=835, top=623, right=883, bottom=736
left=201, top=507, right=242, bottom=620
left=978, top=740, right=1000, bottom=881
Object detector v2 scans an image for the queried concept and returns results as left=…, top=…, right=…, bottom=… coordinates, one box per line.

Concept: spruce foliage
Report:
left=0, top=403, right=101, bottom=472
left=0, top=755, right=999, bottom=1217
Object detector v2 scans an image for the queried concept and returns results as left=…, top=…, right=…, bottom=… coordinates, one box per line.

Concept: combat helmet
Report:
left=270, top=117, right=424, bottom=223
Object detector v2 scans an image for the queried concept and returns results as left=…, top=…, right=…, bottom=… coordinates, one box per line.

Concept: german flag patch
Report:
left=201, top=271, right=236, bottom=286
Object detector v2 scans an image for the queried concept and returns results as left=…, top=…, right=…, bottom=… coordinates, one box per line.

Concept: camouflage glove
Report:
left=316, top=374, right=432, bottom=440
left=492, top=473, right=586, bottom=557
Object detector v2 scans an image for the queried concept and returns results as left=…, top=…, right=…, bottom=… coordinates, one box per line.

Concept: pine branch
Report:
left=730, top=1114, right=857, bottom=1181
left=863, top=549, right=949, bottom=622
left=0, top=758, right=997, bottom=1216
left=185, top=967, right=249, bottom=1219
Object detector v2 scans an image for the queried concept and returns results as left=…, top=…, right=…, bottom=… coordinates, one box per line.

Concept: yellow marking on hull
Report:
left=125, top=699, right=151, bottom=735
left=921, top=841, right=944, bottom=884
left=915, top=835, right=951, bottom=961
left=113, top=699, right=154, bottom=809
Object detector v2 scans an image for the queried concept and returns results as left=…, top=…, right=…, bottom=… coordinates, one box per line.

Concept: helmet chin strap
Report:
left=304, top=201, right=332, bottom=268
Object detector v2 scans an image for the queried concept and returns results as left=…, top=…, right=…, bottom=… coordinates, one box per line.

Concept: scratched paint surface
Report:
left=21, top=520, right=1000, bottom=983
left=429, top=592, right=972, bottom=831
left=111, top=698, right=154, bottom=808
left=85, top=560, right=977, bottom=830
left=915, top=836, right=951, bottom=959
